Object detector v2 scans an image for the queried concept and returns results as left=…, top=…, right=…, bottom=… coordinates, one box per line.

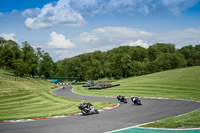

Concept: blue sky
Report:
left=0, top=0, right=200, bottom=61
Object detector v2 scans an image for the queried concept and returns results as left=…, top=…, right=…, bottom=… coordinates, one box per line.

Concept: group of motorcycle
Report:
left=78, top=95, right=142, bottom=115
left=117, top=95, right=142, bottom=105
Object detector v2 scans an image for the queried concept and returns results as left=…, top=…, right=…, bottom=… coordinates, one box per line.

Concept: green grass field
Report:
left=0, top=70, right=115, bottom=121
left=73, top=66, right=200, bottom=128
left=74, top=66, right=200, bottom=101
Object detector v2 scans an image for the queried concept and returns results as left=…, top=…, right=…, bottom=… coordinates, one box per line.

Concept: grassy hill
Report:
left=74, top=66, right=200, bottom=101
left=0, top=70, right=115, bottom=121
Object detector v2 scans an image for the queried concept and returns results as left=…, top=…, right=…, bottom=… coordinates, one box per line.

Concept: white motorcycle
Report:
left=131, top=96, right=142, bottom=105
left=78, top=103, right=99, bottom=115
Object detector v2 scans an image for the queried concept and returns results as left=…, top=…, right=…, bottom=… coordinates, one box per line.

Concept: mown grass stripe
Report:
left=0, top=93, right=34, bottom=103
left=0, top=94, right=45, bottom=106
left=37, top=92, right=69, bottom=103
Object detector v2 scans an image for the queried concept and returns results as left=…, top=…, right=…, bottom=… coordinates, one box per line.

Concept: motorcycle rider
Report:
left=131, top=96, right=142, bottom=105
left=117, top=95, right=124, bottom=102
left=81, top=101, right=85, bottom=106
left=81, top=101, right=91, bottom=109
left=78, top=101, right=99, bottom=115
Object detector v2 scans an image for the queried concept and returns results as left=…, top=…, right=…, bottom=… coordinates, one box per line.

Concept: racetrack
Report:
left=0, top=85, right=200, bottom=133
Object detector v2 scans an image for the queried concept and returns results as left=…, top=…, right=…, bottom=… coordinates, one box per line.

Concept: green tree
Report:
left=193, top=45, right=200, bottom=65
left=13, top=59, right=29, bottom=77
left=38, top=52, right=53, bottom=78
left=0, top=39, right=21, bottom=70
left=178, top=45, right=200, bottom=66
left=21, top=41, right=38, bottom=77
left=154, top=53, right=186, bottom=71
left=130, top=46, right=148, bottom=62
left=148, top=43, right=175, bottom=61
left=120, top=53, right=132, bottom=78
left=0, top=44, right=14, bottom=70
left=130, top=61, right=146, bottom=76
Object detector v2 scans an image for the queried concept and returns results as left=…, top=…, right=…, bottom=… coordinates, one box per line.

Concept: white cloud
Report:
left=0, top=33, right=17, bottom=42
left=124, top=40, right=149, bottom=48
left=21, top=8, right=40, bottom=17
left=72, top=27, right=200, bottom=58
left=55, top=50, right=69, bottom=54
left=54, top=50, right=70, bottom=59
left=75, top=27, right=153, bottom=47
left=72, top=27, right=154, bottom=55
left=43, top=27, right=200, bottom=61
left=157, top=28, right=200, bottom=47
left=25, top=0, right=86, bottom=29
left=47, top=32, right=76, bottom=49
left=22, top=0, right=200, bottom=29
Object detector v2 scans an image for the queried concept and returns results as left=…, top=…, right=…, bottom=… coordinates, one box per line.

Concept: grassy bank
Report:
left=73, top=66, right=200, bottom=128
left=0, top=70, right=115, bottom=121
left=74, top=66, right=200, bottom=101
left=142, top=109, right=200, bottom=128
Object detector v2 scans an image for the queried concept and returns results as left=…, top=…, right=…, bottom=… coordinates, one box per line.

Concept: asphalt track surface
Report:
left=0, top=85, right=200, bottom=133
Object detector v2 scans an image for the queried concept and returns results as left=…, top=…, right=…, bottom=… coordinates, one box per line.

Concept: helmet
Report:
left=81, top=101, right=85, bottom=105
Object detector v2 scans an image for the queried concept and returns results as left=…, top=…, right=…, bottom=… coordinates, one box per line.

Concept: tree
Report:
left=0, top=45, right=14, bottom=70
left=178, top=45, right=200, bottom=66
left=38, top=52, right=53, bottom=78
left=193, top=45, right=200, bottom=65
left=148, top=43, right=175, bottom=61
left=154, top=53, right=186, bottom=71
left=21, top=41, right=38, bottom=77
left=120, top=53, right=132, bottom=78
left=0, top=39, right=21, bottom=70
left=130, top=46, right=148, bottom=62
left=13, top=59, right=29, bottom=77
left=130, top=61, right=146, bottom=76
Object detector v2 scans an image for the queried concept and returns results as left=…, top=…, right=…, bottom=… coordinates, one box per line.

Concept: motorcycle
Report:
left=131, top=96, right=142, bottom=105
left=78, top=102, right=99, bottom=115
left=117, top=95, right=128, bottom=103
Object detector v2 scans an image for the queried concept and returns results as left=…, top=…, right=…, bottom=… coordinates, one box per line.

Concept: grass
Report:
left=74, top=66, right=200, bottom=101
left=73, top=66, right=200, bottom=128
left=141, top=110, right=200, bottom=128
left=0, top=70, right=115, bottom=121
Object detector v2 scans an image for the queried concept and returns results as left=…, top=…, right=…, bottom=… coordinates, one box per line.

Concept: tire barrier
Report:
left=57, top=83, right=69, bottom=86
left=51, top=86, right=58, bottom=89
left=88, top=84, right=120, bottom=90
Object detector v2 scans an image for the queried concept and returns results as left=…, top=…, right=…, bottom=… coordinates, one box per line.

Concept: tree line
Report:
left=54, top=43, right=200, bottom=80
left=0, top=37, right=200, bottom=80
left=0, top=37, right=54, bottom=78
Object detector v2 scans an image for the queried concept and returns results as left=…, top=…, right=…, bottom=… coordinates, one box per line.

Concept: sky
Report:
left=0, top=0, right=200, bottom=61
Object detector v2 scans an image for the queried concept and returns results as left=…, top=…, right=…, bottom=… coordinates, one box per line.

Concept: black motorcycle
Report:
left=78, top=102, right=99, bottom=115
left=131, top=96, right=142, bottom=105
left=117, top=95, right=127, bottom=103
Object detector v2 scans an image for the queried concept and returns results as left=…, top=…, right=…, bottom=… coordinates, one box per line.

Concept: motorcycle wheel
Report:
left=81, top=109, right=89, bottom=115
left=94, top=109, right=99, bottom=114
left=137, top=100, right=142, bottom=105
